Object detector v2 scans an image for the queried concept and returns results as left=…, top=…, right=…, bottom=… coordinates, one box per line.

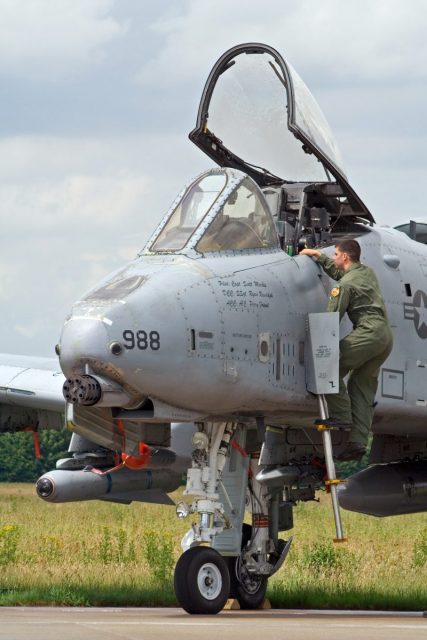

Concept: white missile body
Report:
left=36, top=467, right=182, bottom=505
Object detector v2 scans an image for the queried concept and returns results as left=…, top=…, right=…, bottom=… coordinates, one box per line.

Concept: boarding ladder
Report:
left=306, top=312, right=347, bottom=542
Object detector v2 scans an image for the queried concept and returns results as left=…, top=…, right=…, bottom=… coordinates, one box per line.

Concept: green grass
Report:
left=0, top=484, right=426, bottom=609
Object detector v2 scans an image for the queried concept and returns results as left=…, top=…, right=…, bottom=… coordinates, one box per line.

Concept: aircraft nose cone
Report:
left=59, top=316, right=110, bottom=377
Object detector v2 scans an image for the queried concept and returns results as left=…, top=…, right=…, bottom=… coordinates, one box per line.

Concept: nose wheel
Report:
left=174, top=546, right=230, bottom=614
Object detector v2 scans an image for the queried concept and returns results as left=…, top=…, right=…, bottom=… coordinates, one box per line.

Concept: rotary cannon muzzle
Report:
left=62, top=374, right=132, bottom=407
left=63, top=375, right=102, bottom=406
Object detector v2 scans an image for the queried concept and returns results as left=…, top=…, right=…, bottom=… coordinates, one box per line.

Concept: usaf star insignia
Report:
left=330, top=287, right=340, bottom=297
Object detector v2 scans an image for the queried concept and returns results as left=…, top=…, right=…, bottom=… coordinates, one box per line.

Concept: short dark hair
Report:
left=335, top=238, right=361, bottom=262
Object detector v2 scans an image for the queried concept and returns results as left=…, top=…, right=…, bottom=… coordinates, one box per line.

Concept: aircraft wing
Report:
left=0, top=353, right=65, bottom=432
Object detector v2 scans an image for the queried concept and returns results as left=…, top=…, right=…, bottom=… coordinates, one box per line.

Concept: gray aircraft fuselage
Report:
left=54, top=42, right=426, bottom=471
left=57, top=42, right=426, bottom=448
left=59, top=203, right=427, bottom=436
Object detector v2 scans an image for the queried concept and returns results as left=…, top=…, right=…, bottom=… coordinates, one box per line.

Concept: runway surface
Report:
left=0, top=607, right=426, bottom=640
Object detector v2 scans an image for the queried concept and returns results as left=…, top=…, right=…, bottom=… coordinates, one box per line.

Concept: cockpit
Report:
left=147, top=168, right=280, bottom=255
left=145, top=43, right=378, bottom=258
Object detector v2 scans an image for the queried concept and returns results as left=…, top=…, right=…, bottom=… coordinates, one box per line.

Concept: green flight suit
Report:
left=316, top=254, right=393, bottom=445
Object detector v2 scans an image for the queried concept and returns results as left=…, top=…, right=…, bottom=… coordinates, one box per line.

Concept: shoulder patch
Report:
left=330, top=287, right=340, bottom=298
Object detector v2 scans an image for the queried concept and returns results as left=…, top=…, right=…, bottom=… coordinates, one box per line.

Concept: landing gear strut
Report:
left=174, top=422, right=292, bottom=614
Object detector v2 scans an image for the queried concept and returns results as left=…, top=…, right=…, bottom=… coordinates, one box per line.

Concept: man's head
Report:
left=333, top=239, right=361, bottom=271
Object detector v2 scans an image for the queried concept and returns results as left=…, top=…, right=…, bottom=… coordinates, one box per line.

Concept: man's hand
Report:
left=299, top=248, right=321, bottom=258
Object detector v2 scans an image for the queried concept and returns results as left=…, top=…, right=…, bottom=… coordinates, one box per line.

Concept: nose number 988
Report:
left=122, top=330, right=161, bottom=351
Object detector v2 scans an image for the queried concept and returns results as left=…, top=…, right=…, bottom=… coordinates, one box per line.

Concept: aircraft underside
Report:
left=33, top=410, right=427, bottom=614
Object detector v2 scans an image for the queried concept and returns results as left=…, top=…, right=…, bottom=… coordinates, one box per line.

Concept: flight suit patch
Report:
left=330, top=287, right=340, bottom=298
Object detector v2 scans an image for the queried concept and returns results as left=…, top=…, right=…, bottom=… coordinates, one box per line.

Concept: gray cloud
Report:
left=0, top=0, right=128, bottom=81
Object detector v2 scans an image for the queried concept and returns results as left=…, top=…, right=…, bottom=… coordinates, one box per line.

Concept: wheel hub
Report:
left=197, top=562, right=222, bottom=600
left=236, top=557, right=264, bottom=595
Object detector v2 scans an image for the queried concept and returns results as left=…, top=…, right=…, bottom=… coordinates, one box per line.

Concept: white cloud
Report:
left=0, top=134, right=153, bottom=354
left=1, top=0, right=426, bottom=357
left=0, top=130, right=208, bottom=355
left=2, top=172, right=149, bottom=231
left=0, top=134, right=206, bottom=239
left=14, top=321, right=44, bottom=339
left=0, top=0, right=127, bottom=80
left=137, top=0, right=427, bottom=86
left=0, top=263, right=15, bottom=302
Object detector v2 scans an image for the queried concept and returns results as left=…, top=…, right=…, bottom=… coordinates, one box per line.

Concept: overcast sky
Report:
left=1, top=0, right=426, bottom=357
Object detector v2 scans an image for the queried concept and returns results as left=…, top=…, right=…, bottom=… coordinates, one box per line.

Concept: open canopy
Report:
left=190, top=43, right=373, bottom=222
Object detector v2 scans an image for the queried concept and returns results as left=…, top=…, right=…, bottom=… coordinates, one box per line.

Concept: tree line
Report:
left=0, top=428, right=367, bottom=482
left=0, top=429, right=70, bottom=482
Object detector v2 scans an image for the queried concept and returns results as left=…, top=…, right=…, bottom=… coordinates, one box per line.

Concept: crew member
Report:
left=300, top=239, right=393, bottom=460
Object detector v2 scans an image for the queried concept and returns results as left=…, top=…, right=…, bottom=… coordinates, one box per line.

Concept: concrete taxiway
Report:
left=0, top=607, right=426, bottom=640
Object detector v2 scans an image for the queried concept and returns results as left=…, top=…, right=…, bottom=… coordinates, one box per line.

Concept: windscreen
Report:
left=151, top=173, right=227, bottom=251
left=197, top=178, right=279, bottom=252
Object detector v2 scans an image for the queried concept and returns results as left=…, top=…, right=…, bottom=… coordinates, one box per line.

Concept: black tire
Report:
left=227, top=523, right=268, bottom=609
left=227, top=556, right=268, bottom=609
left=174, top=546, right=230, bottom=615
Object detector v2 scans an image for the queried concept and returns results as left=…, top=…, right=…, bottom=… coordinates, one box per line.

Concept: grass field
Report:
left=0, top=483, right=426, bottom=609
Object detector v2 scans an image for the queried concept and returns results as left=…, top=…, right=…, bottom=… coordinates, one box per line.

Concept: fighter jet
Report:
left=0, top=43, right=426, bottom=615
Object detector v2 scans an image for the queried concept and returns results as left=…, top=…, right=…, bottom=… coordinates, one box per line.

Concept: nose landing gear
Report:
left=174, top=423, right=291, bottom=615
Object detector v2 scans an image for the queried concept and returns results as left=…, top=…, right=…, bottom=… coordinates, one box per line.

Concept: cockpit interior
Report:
left=150, top=170, right=279, bottom=254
